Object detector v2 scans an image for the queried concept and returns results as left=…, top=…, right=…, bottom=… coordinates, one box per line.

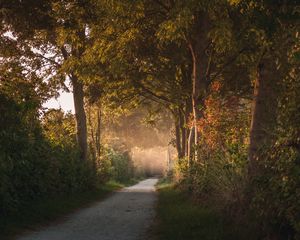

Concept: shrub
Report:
left=98, top=147, right=134, bottom=183
left=0, top=94, right=96, bottom=215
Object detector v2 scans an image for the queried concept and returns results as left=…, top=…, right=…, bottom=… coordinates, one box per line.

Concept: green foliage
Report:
left=42, top=109, right=77, bottom=148
left=250, top=147, right=300, bottom=239
left=98, top=147, right=134, bottom=183
left=156, top=185, right=223, bottom=240
left=0, top=88, right=136, bottom=215
left=0, top=87, right=95, bottom=215
left=110, top=150, right=134, bottom=182
left=154, top=183, right=255, bottom=240
left=248, top=61, right=300, bottom=239
left=1, top=0, right=300, bottom=239
left=175, top=87, right=250, bottom=206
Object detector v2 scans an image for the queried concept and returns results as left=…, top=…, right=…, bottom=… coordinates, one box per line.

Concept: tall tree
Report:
left=1, top=0, right=95, bottom=161
left=80, top=0, right=194, bottom=159
left=239, top=1, right=299, bottom=175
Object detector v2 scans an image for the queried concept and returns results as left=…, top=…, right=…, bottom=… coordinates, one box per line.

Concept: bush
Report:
left=175, top=90, right=249, bottom=208
left=0, top=94, right=96, bottom=215
left=97, top=147, right=134, bottom=183
left=248, top=67, right=300, bottom=239
left=248, top=136, right=300, bottom=239
left=174, top=77, right=300, bottom=239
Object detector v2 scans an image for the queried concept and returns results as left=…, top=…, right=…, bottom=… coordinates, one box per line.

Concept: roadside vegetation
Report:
left=0, top=94, right=141, bottom=238
left=154, top=178, right=257, bottom=240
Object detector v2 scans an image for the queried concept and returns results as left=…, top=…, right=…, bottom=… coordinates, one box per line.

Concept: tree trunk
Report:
left=184, top=113, right=190, bottom=158
left=188, top=12, right=211, bottom=161
left=71, top=74, right=88, bottom=161
left=87, top=105, right=96, bottom=158
left=95, top=106, right=101, bottom=158
left=180, top=64, right=192, bottom=159
left=248, top=54, right=278, bottom=175
left=180, top=112, right=186, bottom=157
left=60, top=29, right=88, bottom=162
left=187, top=126, right=195, bottom=166
left=175, top=121, right=183, bottom=158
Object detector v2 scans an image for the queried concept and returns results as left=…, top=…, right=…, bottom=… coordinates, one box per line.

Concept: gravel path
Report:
left=18, top=178, right=159, bottom=240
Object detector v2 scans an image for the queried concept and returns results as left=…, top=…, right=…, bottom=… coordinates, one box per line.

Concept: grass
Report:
left=153, top=178, right=252, bottom=240
left=0, top=180, right=132, bottom=240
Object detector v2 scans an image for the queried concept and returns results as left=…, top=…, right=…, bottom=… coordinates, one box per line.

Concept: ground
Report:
left=17, top=178, right=158, bottom=240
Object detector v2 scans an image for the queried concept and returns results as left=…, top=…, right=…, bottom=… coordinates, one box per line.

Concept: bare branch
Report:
left=35, top=52, right=61, bottom=68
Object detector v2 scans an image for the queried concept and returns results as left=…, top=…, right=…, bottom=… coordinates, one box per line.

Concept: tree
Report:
left=79, top=0, right=194, bottom=159
left=232, top=0, right=300, bottom=176
left=151, top=0, right=247, bottom=161
left=1, top=0, right=96, bottom=161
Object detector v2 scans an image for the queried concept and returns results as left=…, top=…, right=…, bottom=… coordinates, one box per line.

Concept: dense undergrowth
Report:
left=154, top=179, right=257, bottom=240
left=170, top=77, right=300, bottom=240
left=0, top=89, right=140, bottom=238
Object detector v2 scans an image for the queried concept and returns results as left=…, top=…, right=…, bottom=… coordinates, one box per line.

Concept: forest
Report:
left=0, top=0, right=300, bottom=239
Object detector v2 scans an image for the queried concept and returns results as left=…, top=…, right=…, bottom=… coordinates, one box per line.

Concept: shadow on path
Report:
left=18, top=178, right=158, bottom=240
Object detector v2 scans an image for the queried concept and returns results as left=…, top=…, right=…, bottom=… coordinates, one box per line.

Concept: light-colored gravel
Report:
left=17, top=178, right=158, bottom=240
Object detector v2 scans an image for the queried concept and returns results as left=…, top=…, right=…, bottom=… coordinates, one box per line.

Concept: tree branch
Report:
left=210, top=48, right=247, bottom=82
left=35, top=52, right=61, bottom=68
left=152, top=0, right=170, bottom=11
left=134, top=80, right=172, bottom=104
left=60, top=46, right=69, bottom=60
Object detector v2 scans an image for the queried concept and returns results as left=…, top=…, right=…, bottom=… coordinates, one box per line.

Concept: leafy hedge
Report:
left=95, top=147, right=135, bottom=183
left=0, top=93, right=96, bottom=215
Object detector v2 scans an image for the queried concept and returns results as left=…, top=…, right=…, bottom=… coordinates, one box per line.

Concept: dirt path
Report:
left=18, top=178, right=158, bottom=240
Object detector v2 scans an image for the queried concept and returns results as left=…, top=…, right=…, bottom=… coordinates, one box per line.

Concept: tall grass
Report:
left=153, top=179, right=257, bottom=240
